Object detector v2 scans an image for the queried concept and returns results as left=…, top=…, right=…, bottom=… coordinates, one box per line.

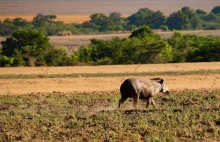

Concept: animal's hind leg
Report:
left=118, top=97, right=128, bottom=108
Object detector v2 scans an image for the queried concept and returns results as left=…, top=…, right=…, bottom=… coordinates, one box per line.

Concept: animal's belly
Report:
left=139, top=90, right=151, bottom=99
left=139, top=93, right=151, bottom=100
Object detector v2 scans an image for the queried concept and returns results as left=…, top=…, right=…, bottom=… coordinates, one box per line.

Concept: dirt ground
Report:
left=0, top=62, right=220, bottom=95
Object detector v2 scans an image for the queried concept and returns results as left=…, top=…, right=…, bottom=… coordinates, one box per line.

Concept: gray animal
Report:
left=118, top=78, right=169, bottom=109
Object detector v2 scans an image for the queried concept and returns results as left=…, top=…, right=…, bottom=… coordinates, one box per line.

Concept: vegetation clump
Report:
left=0, top=6, right=220, bottom=36
left=1, top=26, right=220, bottom=66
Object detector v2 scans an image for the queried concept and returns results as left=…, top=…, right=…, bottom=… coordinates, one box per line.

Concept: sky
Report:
left=0, top=0, right=219, bottom=15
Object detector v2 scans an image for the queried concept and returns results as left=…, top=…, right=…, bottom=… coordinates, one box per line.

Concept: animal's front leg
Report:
left=150, top=97, right=156, bottom=107
left=146, top=99, right=150, bottom=108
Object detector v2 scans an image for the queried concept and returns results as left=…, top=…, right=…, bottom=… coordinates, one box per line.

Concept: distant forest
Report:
left=0, top=6, right=220, bottom=36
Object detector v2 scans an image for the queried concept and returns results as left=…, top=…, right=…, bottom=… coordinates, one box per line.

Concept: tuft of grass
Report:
left=0, top=69, right=220, bottom=79
left=0, top=90, right=219, bottom=141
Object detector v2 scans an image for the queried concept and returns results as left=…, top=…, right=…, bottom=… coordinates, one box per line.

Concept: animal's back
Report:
left=120, top=78, right=152, bottom=98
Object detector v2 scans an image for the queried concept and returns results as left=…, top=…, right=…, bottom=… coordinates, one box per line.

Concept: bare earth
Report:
left=0, top=62, right=220, bottom=95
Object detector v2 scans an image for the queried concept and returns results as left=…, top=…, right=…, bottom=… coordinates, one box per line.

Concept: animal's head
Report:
left=151, top=78, right=169, bottom=94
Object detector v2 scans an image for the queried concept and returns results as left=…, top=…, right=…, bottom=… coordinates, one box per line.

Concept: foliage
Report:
left=0, top=30, right=74, bottom=66
left=1, top=25, right=220, bottom=67
left=126, top=8, right=166, bottom=29
left=211, top=6, right=220, bottom=14
left=73, top=26, right=220, bottom=65
left=74, top=27, right=172, bottom=65
left=42, top=47, right=72, bottom=66
left=166, top=7, right=202, bottom=30
left=1, top=6, right=220, bottom=36
left=129, top=26, right=154, bottom=38
left=1, top=29, right=51, bottom=57
left=186, top=36, right=220, bottom=62
left=167, top=31, right=220, bottom=62
left=0, top=55, right=14, bottom=67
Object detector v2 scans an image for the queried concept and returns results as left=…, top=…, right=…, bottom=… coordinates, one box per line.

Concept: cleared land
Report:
left=0, top=15, right=91, bottom=24
left=49, top=30, right=220, bottom=48
left=0, top=62, right=220, bottom=95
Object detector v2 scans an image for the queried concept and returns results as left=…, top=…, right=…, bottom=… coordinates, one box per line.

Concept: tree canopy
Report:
left=0, top=6, right=220, bottom=36
left=1, top=26, right=220, bottom=67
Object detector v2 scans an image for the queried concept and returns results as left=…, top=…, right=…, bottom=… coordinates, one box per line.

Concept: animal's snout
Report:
left=165, top=91, right=169, bottom=94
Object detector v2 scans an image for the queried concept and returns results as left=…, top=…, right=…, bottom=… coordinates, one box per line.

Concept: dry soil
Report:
left=0, top=62, right=220, bottom=95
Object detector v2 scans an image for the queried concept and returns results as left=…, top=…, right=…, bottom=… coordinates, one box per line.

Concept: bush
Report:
left=43, top=48, right=72, bottom=66
left=0, top=55, right=14, bottom=67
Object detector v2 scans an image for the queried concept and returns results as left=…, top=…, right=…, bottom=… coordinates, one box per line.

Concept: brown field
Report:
left=48, top=30, right=220, bottom=46
left=0, top=15, right=91, bottom=24
left=0, top=62, right=220, bottom=95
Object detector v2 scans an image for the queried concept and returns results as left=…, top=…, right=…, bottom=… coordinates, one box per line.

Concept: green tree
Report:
left=1, top=29, right=51, bottom=56
left=0, top=55, right=14, bottom=67
left=74, top=27, right=172, bottom=65
left=0, top=18, right=17, bottom=36
left=87, top=13, right=109, bottom=32
left=181, top=7, right=202, bottom=29
left=196, top=9, right=207, bottom=15
left=127, top=8, right=166, bottom=28
left=186, top=36, right=220, bottom=62
left=32, top=14, right=56, bottom=27
left=1, top=30, right=51, bottom=66
left=43, top=47, right=72, bottom=66
left=12, top=18, right=31, bottom=28
left=107, top=12, right=126, bottom=31
left=167, top=11, right=190, bottom=30
left=211, top=6, right=220, bottom=14
left=150, top=11, right=166, bottom=28
left=129, top=26, right=159, bottom=39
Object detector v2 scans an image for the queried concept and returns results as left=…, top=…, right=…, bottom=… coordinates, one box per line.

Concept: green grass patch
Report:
left=0, top=69, right=220, bottom=79
left=0, top=90, right=219, bottom=141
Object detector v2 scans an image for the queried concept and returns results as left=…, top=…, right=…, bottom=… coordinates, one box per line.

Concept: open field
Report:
left=0, top=90, right=219, bottom=141
left=0, top=62, right=220, bottom=95
left=49, top=30, right=220, bottom=49
left=0, top=62, right=220, bottom=141
left=0, top=15, right=91, bottom=24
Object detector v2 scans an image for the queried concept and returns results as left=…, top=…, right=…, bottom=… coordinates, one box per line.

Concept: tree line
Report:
left=0, top=6, right=220, bottom=36
left=0, top=26, right=220, bottom=67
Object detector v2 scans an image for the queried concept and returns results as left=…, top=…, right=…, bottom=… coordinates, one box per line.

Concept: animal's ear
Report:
left=159, top=79, right=164, bottom=84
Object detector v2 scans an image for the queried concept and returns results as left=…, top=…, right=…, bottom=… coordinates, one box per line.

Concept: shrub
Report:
left=0, top=55, right=14, bottom=67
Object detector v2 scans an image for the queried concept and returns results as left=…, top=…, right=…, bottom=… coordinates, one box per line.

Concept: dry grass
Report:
left=0, top=90, right=219, bottom=141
